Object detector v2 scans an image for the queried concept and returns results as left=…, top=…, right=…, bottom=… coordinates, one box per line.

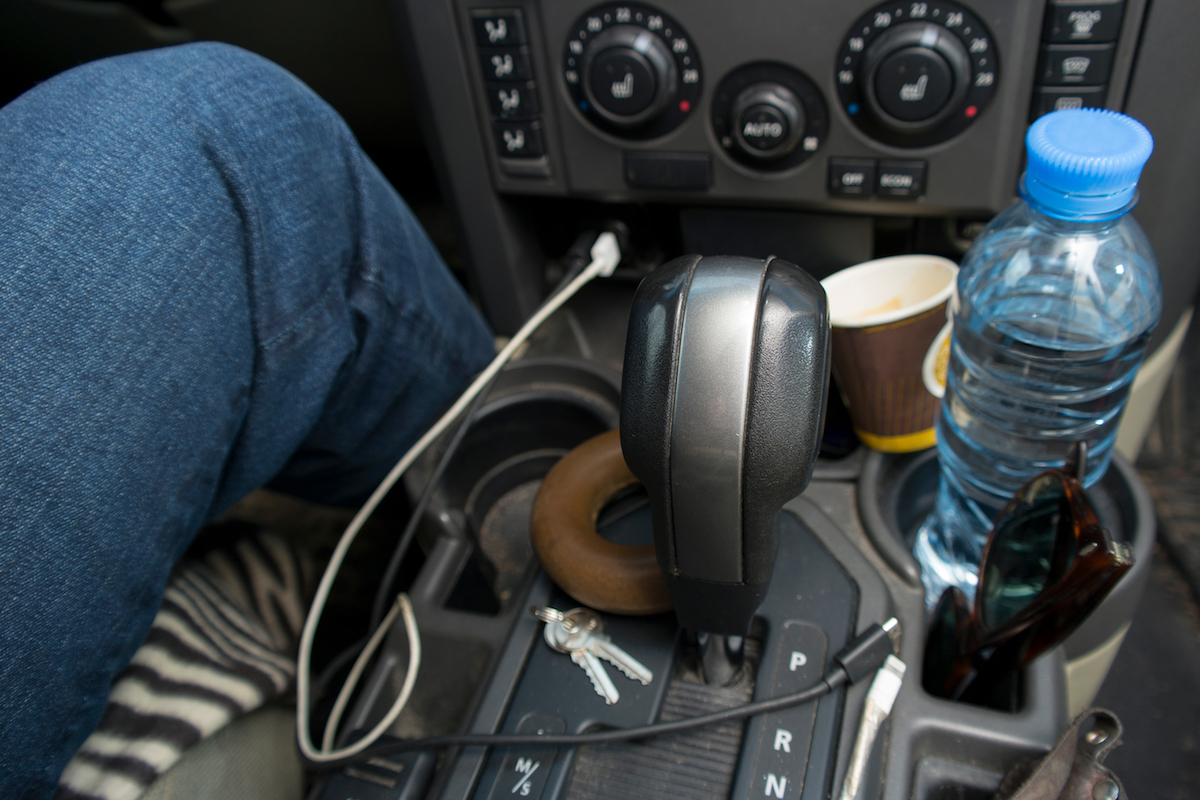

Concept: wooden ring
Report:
left=530, top=429, right=671, bottom=615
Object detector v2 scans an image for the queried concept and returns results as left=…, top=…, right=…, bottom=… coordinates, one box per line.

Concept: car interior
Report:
left=4, top=1, right=1200, bottom=799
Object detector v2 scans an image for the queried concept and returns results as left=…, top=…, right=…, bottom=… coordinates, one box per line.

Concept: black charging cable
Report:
left=304, top=619, right=898, bottom=771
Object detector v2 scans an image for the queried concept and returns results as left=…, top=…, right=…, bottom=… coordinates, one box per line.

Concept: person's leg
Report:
left=0, top=42, right=493, bottom=797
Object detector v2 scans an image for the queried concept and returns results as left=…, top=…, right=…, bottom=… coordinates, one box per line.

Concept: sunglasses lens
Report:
left=979, top=473, right=1075, bottom=630
left=923, top=586, right=971, bottom=698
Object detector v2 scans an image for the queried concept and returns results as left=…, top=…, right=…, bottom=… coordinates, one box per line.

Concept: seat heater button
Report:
left=486, top=81, right=539, bottom=120
left=471, top=9, right=527, bottom=47
left=480, top=47, right=533, bottom=82
left=493, top=122, right=544, bottom=158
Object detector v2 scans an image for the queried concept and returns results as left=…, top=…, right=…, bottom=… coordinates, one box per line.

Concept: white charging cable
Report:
left=296, top=232, right=622, bottom=763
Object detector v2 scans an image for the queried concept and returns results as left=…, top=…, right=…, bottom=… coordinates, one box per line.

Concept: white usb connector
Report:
left=838, top=654, right=907, bottom=800
left=590, top=231, right=621, bottom=277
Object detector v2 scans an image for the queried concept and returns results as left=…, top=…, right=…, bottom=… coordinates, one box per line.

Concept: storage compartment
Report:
left=410, top=357, right=622, bottom=607
left=859, top=448, right=1155, bottom=667
left=855, top=448, right=1155, bottom=798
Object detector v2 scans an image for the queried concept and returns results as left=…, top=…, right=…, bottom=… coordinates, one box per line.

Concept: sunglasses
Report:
left=922, top=443, right=1134, bottom=707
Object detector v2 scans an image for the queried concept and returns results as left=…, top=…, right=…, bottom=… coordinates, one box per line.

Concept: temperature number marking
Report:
left=586, top=16, right=602, bottom=32
left=647, top=15, right=663, bottom=30
left=615, top=7, right=631, bottom=22
left=838, top=70, right=855, bottom=84
left=945, top=11, right=963, bottom=27
left=910, top=3, right=928, bottom=18
left=975, top=71, right=994, bottom=86
left=682, top=69, right=699, bottom=83
left=969, top=37, right=988, bottom=53
left=874, top=11, right=892, bottom=27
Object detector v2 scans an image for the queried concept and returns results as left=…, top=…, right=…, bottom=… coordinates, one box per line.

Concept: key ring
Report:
left=529, top=605, right=598, bottom=635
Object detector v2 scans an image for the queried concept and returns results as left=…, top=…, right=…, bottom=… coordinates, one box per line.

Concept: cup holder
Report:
left=859, top=446, right=1156, bottom=675
left=411, top=358, right=622, bottom=607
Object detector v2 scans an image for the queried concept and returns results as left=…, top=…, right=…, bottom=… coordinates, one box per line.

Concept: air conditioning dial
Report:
left=582, top=26, right=677, bottom=127
left=836, top=1, right=999, bottom=147
left=564, top=4, right=701, bottom=140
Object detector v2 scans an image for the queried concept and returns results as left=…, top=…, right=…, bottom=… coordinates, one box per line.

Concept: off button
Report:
left=828, top=158, right=877, bottom=196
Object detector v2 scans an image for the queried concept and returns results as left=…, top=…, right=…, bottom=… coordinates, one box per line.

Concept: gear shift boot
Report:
left=620, top=255, right=830, bottom=635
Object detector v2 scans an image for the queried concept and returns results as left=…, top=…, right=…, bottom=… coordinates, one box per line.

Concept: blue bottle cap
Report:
left=1021, top=109, right=1154, bottom=220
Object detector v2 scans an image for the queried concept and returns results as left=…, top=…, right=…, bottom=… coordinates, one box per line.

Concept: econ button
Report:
left=876, top=159, right=927, bottom=198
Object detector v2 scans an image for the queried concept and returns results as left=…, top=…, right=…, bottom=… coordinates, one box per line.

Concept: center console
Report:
left=310, top=1, right=1188, bottom=796
left=313, top=297, right=1154, bottom=800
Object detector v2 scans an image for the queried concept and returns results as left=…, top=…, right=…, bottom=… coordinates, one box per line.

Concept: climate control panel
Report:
left=451, top=1, right=1145, bottom=217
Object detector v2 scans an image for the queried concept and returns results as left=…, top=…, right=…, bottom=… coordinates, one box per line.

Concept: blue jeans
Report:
left=0, top=43, right=494, bottom=797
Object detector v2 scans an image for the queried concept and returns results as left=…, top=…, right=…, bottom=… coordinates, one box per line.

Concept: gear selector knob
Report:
left=620, top=255, right=830, bottom=635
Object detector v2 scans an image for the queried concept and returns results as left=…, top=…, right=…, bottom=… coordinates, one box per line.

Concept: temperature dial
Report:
left=836, top=1, right=999, bottom=147
left=564, top=4, right=701, bottom=140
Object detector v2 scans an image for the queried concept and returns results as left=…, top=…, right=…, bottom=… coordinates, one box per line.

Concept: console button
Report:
left=480, top=47, right=533, bottom=82
left=471, top=9, right=527, bottom=48
left=739, top=104, right=792, bottom=152
left=1044, top=1, right=1126, bottom=44
left=624, top=152, right=711, bottom=190
left=877, top=160, right=927, bottom=198
left=1031, top=85, right=1108, bottom=118
left=485, top=81, right=539, bottom=120
left=486, top=713, right=563, bottom=800
left=828, top=158, right=877, bottom=196
left=493, top=121, right=544, bottom=157
left=1037, top=43, right=1116, bottom=85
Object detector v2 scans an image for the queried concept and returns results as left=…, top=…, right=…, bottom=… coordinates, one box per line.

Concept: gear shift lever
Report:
left=620, top=255, right=830, bottom=637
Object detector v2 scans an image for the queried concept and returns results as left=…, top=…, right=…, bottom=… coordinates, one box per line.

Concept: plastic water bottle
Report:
left=914, top=109, right=1162, bottom=609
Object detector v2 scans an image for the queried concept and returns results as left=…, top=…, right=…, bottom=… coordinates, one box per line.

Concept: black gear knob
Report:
left=620, top=255, right=830, bottom=635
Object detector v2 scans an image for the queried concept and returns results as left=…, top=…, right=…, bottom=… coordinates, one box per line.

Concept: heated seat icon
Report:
left=611, top=73, right=634, bottom=99
left=900, top=74, right=929, bottom=102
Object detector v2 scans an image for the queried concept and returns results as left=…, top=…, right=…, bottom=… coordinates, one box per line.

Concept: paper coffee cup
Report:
left=821, top=255, right=958, bottom=453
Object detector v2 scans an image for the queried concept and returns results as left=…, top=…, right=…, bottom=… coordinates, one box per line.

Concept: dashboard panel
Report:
left=394, top=0, right=1195, bottom=365
left=455, top=0, right=1138, bottom=213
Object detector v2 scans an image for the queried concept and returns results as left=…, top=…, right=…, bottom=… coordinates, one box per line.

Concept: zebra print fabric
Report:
left=56, top=531, right=311, bottom=800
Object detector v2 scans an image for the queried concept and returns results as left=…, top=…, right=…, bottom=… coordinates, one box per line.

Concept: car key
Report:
left=577, top=615, right=654, bottom=686
left=532, top=606, right=653, bottom=705
left=538, top=606, right=620, bottom=704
